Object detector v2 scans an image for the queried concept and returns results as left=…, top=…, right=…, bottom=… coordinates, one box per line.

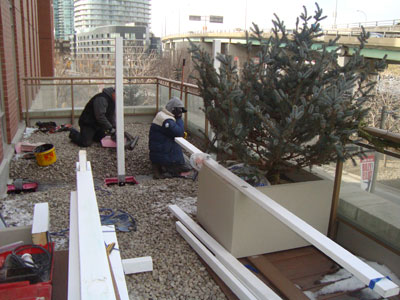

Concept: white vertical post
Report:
left=115, top=36, right=125, bottom=184
left=212, top=40, right=221, bottom=73
left=211, top=40, right=221, bottom=152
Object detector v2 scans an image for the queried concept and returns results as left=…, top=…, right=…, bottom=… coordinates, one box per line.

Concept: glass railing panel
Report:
left=28, top=79, right=158, bottom=111
left=159, top=85, right=169, bottom=110
left=338, top=146, right=400, bottom=202
left=187, top=93, right=206, bottom=138
left=123, top=83, right=156, bottom=107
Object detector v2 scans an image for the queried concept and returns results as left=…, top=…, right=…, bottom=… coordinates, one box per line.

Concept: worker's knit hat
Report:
left=165, top=97, right=187, bottom=113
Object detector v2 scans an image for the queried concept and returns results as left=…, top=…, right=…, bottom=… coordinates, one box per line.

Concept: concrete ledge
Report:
left=0, top=122, right=25, bottom=198
left=338, top=183, right=400, bottom=252
left=24, top=106, right=157, bottom=126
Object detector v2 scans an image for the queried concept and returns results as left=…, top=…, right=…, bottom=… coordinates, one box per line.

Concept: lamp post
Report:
left=333, top=0, right=338, bottom=28
left=189, top=15, right=224, bottom=32
left=245, top=0, right=248, bottom=31
left=356, top=10, right=367, bottom=23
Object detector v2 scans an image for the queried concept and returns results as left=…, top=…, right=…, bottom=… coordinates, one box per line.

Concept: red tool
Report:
left=104, top=176, right=138, bottom=186
left=7, top=179, right=38, bottom=194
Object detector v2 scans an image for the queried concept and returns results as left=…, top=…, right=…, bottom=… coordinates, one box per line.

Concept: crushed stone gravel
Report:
left=2, top=122, right=227, bottom=300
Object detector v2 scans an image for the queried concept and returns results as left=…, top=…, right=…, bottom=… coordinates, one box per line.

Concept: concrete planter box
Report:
left=197, top=164, right=334, bottom=258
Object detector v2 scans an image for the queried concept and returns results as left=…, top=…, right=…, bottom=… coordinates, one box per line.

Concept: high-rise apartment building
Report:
left=74, top=0, right=151, bottom=33
left=54, top=0, right=74, bottom=40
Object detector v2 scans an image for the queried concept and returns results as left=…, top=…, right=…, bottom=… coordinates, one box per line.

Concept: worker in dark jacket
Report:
left=149, top=97, right=190, bottom=179
left=69, top=87, right=116, bottom=147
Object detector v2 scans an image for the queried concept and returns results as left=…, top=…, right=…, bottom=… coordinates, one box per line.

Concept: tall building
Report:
left=72, top=25, right=149, bottom=74
left=54, top=0, right=74, bottom=40
left=74, top=0, right=151, bottom=33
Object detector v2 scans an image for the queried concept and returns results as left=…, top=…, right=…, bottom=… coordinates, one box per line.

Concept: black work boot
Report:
left=68, top=128, right=79, bottom=140
left=152, top=163, right=164, bottom=179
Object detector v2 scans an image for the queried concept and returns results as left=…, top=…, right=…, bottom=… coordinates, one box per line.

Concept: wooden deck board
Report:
left=265, top=248, right=337, bottom=281
left=247, top=255, right=309, bottom=300
left=200, top=246, right=399, bottom=300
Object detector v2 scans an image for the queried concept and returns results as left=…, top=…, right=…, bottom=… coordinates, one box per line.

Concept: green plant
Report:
left=190, top=3, right=386, bottom=183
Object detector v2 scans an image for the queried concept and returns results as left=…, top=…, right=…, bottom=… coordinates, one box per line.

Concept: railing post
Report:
left=156, top=78, right=159, bottom=112
left=328, top=159, right=343, bottom=239
left=205, top=118, right=209, bottom=141
left=369, top=106, right=387, bottom=193
left=168, top=82, right=172, bottom=99
left=71, top=79, right=75, bottom=125
left=184, top=86, right=188, bottom=130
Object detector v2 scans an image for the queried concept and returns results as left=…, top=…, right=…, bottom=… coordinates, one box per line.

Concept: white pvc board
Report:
left=102, top=225, right=129, bottom=300
left=175, top=137, right=202, bottom=154
left=176, top=221, right=257, bottom=300
left=32, top=203, right=49, bottom=234
left=122, top=257, right=153, bottom=275
left=115, top=36, right=125, bottom=181
left=68, top=191, right=80, bottom=300
left=76, top=153, right=116, bottom=300
left=169, top=205, right=281, bottom=300
left=212, top=40, right=221, bottom=72
left=78, top=150, right=87, bottom=172
left=174, top=138, right=400, bottom=298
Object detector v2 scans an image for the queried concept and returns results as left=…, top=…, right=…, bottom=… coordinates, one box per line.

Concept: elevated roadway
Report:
left=162, top=28, right=400, bottom=63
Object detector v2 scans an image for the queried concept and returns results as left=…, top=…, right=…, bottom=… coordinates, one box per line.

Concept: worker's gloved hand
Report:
left=172, top=107, right=183, bottom=119
left=184, top=132, right=188, bottom=139
left=106, top=127, right=116, bottom=136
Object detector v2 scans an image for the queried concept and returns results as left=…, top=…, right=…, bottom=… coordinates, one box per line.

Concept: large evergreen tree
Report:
left=190, top=3, right=385, bottom=183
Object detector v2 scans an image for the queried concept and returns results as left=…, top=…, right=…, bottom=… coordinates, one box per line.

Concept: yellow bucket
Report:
left=34, top=144, right=57, bottom=166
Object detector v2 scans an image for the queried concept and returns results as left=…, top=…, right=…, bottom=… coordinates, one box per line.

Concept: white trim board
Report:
left=76, top=152, right=116, bottom=300
left=78, top=150, right=87, bottom=172
left=175, top=137, right=202, bottom=154
left=32, top=202, right=49, bottom=234
left=68, top=191, right=80, bottom=300
left=174, top=138, right=400, bottom=298
left=122, top=257, right=153, bottom=275
left=169, top=205, right=281, bottom=300
left=176, top=221, right=258, bottom=300
left=102, top=225, right=129, bottom=300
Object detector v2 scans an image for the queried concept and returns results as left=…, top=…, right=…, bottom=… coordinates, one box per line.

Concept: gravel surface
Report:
left=2, top=123, right=227, bottom=300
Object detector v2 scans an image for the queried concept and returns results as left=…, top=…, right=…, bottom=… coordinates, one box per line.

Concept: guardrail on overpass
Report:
left=162, top=31, right=400, bottom=62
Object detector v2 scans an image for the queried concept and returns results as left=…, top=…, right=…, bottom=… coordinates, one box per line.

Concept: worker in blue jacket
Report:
left=149, top=97, right=190, bottom=179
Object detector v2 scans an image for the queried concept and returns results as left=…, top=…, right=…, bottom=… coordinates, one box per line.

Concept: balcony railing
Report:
left=22, top=76, right=212, bottom=140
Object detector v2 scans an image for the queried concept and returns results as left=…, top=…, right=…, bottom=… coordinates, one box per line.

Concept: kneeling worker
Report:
left=69, top=87, right=116, bottom=147
left=149, top=97, right=190, bottom=179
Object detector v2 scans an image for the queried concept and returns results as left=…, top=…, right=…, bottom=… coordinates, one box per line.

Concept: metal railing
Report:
left=335, top=19, right=400, bottom=29
left=22, top=76, right=211, bottom=140
left=328, top=128, right=400, bottom=255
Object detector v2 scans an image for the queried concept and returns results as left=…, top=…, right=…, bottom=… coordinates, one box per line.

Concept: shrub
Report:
left=190, top=3, right=386, bottom=183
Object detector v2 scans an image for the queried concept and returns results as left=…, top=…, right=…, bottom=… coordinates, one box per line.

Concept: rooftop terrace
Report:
left=1, top=77, right=400, bottom=299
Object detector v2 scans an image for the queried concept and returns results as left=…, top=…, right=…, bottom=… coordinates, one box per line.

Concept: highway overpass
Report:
left=162, top=27, right=400, bottom=64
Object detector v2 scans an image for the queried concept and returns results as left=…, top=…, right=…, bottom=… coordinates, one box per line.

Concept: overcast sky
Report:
left=151, top=0, right=400, bottom=37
